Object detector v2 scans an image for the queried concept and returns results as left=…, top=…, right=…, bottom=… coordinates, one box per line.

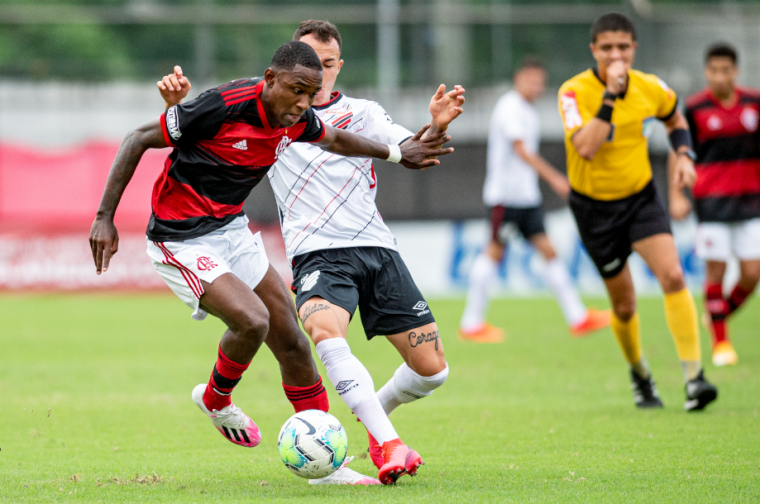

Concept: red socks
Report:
left=705, top=283, right=728, bottom=344
left=283, top=376, right=330, bottom=413
left=727, top=284, right=752, bottom=315
left=203, top=344, right=250, bottom=412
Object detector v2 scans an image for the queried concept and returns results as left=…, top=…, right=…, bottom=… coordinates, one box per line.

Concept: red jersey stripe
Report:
left=225, top=94, right=259, bottom=107
left=693, top=159, right=760, bottom=198
left=221, top=85, right=258, bottom=97
left=153, top=175, right=245, bottom=220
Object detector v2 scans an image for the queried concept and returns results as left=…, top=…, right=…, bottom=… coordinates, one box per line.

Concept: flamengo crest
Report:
left=274, top=135, right=292, bottom=160
left=197, top=256, right=218, bottom=271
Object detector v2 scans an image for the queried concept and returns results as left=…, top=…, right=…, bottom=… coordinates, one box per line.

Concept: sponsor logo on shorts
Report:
left=413, top=301, right=430, bottom=316
left=300, top=270, right=320, bottom=292
left=602, top=258, right=621, bottom=272
left=166, top=106, right=182, bottom=141
left=197, top=256, right=218, bottom=271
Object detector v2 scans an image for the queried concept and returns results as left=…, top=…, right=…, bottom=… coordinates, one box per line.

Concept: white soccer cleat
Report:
left=191, top=383, right=261, bottom=448
left=308, top=456, right=381, bottom=485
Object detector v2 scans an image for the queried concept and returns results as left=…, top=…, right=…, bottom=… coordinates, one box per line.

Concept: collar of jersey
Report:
left=312, top=91, right=343, bottom=110
left=255, top=80, right=280, bottom=132
left=592, top=67, right=628, bottom=99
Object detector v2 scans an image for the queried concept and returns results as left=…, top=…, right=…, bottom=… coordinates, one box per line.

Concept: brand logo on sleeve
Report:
left=274, top=135, right=292, bottom=160
left=560, top=91, right=583, bottom=129
left=232, top=139, right=248, bottom=150
left=166, top=106, right=182, bottom=141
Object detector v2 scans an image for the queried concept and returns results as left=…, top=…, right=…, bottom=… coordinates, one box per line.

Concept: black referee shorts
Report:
left=292, top=247, right=436, bottom=340
left=489, top=205, right=546, bottom=244
left=569, top=181, right=672, bottom=279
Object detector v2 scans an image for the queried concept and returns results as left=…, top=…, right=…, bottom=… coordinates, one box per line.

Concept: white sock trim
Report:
left=377, top=363, right=449, bottom=415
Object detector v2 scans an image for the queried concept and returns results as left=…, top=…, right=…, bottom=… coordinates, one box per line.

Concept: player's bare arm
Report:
left=315, top=123, right=453, bottom=170
left=89, top=120, right=167, bottom=274
left=663, top=110, right=697, bottom=189
left=513, top=140, right=570, bottom=198
left=157, top=65, right=191, bottom=110
left=666, top=150, right=692, bottom=220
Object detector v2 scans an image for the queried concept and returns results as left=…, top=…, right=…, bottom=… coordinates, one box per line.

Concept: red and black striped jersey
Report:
left=149, top=78, right=325, bottom=242
left=685, top=86, right=760, bottom=222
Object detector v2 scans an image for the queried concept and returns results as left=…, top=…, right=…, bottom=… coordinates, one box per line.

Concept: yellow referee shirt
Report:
left=558, top=68, right=677, bottom=200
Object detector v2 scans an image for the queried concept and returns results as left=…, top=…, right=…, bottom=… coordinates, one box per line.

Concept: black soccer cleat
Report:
left=684, top=370, right=718, bottom=412
left=630, top=370, right=664, bottom=408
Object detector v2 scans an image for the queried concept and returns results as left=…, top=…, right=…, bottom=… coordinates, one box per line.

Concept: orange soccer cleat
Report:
left=712, top=340, right=738, bottom=366
left=377, top=438, right=424, bottom=485
left=570, top=308, right=611, bottom=337
left=457, top=323, right=505, bottom=343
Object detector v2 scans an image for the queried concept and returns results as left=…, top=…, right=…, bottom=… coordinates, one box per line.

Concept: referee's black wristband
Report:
left=596, top=103, right=614, bottom=122
left=668, top=128, right=692, bottom=151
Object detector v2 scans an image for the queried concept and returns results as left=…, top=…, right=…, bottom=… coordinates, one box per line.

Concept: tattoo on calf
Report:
left=300, top=303, right=330, bottom=324
left=408, top=330, right=440, bottom=351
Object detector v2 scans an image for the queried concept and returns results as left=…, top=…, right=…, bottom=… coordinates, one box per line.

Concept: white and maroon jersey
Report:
left=269, top=92, right=413, bottom=260
left=483, top=90, right=542, bottom=208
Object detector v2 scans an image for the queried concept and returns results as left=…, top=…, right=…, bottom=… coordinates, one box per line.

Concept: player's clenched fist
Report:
left=157, top=65, right=191, bottom=108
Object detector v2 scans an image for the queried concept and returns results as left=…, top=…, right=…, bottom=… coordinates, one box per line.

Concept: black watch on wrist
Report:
left=603, top=90, right=618, bottom=102
left=678, top=149, right=697, bottom=162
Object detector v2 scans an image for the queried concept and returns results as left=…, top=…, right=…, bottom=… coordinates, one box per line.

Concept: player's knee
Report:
left=659, top=266, right=686, bottom=293
left=237, top=311, right=270, bottom=344
left=613, top=300, right=636, bottom=321
left=423, top=362, right=449, bottom=389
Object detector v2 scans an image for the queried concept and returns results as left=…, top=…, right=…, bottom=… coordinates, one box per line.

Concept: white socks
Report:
left=377, top=363, right=449, bottom=415
left=542, top=257, right=587, bottom=327
left=460, top=253, right=498, bottom=331
left=315, top=338, right=399, bottom=444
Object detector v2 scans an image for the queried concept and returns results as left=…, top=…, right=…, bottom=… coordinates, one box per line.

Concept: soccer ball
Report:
left=277, top=409, right=348, bottom=479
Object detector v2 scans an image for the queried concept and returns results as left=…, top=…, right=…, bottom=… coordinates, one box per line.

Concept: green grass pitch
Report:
left=1, top=293, right=759, bottom=503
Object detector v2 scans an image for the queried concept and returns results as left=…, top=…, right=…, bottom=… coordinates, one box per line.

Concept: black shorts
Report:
left=569, top=181, right=672, bottom=279
left=292, top=247, right=435, bottom=340
left=489, top=205, right=546, bottom=243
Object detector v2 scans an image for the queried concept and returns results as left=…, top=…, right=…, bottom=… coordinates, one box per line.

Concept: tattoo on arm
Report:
left=300, top=303, right=331, bottom=324
left=408, top=330, right=440, bottom=351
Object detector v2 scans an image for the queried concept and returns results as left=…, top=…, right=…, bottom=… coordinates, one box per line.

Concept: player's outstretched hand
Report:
left=89, top=217, right=119, bottom=275
left=400, top=124, right=453, bottom=170
left=157, top=65, right=191, bottom=108
left=429, top=84, right=465, bottom=131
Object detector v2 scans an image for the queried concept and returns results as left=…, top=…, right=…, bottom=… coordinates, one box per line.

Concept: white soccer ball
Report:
left=277, top=409, right=348, bottom=479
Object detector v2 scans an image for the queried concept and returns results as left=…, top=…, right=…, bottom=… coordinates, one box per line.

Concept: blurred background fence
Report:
left=1, top=0, right=757, bottom=293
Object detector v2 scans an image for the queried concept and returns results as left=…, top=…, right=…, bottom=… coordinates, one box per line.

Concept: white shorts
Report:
left=146, top=216, right=269, bottom=321
left=695, top=218, right=760, bottom=261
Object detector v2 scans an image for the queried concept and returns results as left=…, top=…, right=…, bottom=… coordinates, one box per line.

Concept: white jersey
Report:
left=483, top=90, right=542, bottom=208
left=269, top=92, right=413, bottom=260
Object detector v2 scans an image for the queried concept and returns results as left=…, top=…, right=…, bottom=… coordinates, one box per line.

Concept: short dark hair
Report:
left=705, top=42, right=738, bottom=65
left=293, top=20, right=342, bottom=53
left=590, top=13, right=636, bottom=43
left=517, top=56, right=545, bottom=72
left=270, top=41, right=323, bottom=73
